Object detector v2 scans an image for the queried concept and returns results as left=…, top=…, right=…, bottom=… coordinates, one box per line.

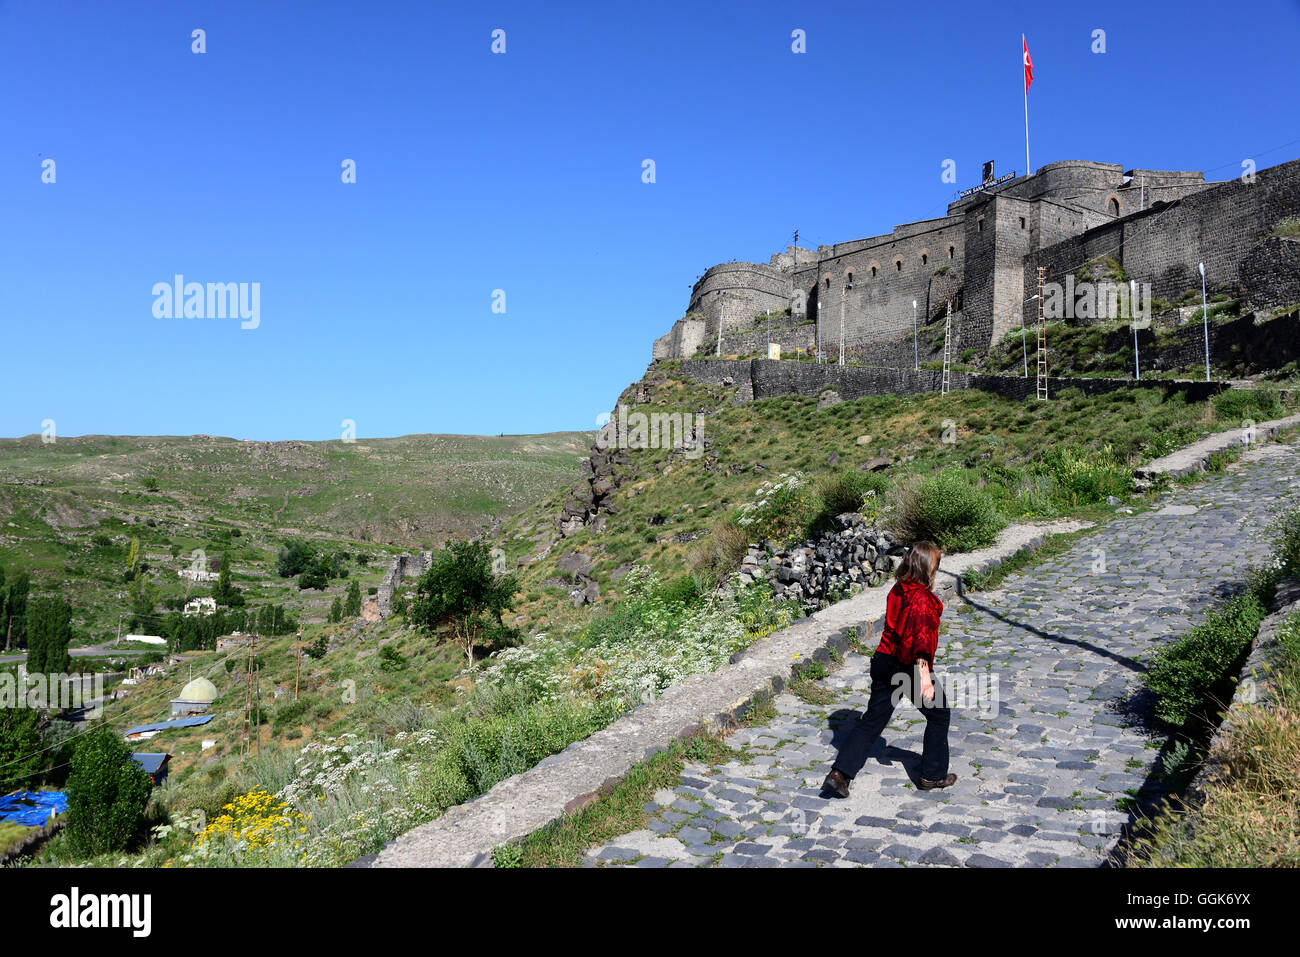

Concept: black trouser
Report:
left=831, top=651, right=951, bottom=783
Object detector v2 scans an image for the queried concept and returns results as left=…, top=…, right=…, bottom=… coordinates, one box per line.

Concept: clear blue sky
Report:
left=3, top=0, right=1297, bottom=441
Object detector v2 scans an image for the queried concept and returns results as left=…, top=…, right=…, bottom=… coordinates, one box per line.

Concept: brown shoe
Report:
left=822, top=769, right=851, bottom=798
left=918, top=773, right=958, bottom=791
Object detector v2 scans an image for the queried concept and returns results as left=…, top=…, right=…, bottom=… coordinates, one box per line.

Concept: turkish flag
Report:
left=1023, top=36, right=1034, bottom=93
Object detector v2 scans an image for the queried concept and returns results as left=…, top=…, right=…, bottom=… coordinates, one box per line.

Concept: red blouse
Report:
left=875, top=579, right=944, bottom=666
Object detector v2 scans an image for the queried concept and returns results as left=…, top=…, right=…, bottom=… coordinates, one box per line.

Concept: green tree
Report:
left=277, top=540, right=316, bottom=578
left=126, top=536, right=140, bottom=575
left=410, top=540, right=518, bottom=663
left=26, top=595, right=73, bottom=674
left=1, top=568, right=31, bottom=652
left=0, top=706, right=44, bottom=793
left=329, top=596, right=342, bottom=623
left=212, top=553, right=244, bottom=607
left=344, top=580, right=362, bottom=617
left=64, top=726, right=152, bottom=856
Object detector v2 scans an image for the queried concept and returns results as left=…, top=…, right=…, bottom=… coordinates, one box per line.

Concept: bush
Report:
left=734, top=472, right=815, bottom=547
left=1039, top=445, right=1131, bottom=507
left=688, top=516, right=750, bottom=587
left=64, top=726, right=153, bottom=857
left=1274, top=506, right=1300, bottom=575
left=891, top=470, right=1006, bottom=552
left=805, top=469, right=890, bottom=536
left=1212, top=388, right=1280, bottom=423
left=1143, top=593, right=1267, bottom=727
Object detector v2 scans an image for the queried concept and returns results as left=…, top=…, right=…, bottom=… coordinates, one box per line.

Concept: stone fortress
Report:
left=652, top=157, right=1300, bottom=367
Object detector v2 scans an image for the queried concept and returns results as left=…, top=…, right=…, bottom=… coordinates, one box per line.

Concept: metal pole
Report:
left=912, top=299, right=918, bottom=371
left=1131, top=279, right=1140, bottom=380
left=839, top=283, right=847, bottom=366
left=1199, top=262, right=1210, bottom=381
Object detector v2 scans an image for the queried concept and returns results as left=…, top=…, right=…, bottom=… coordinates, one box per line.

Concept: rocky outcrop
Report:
left=739, top=513, right=907, bottom=611
left=556, top=446, right=628, bottom=538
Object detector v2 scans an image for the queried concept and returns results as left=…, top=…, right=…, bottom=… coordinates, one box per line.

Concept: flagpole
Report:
left=1022, top=34, right=1030, bottom=176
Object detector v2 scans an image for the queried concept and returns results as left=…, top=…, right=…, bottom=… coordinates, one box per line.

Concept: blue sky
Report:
left=2, top=0, right=1297, bottom=441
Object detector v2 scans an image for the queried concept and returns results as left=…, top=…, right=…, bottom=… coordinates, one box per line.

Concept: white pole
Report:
left=1199, top=262, right=1210, bottom=381
left=1130, top=279, right=1140, bottom=380
left=912, top=299, right=918, bottom=371
left=1023, top=35, right=1030, bottom=177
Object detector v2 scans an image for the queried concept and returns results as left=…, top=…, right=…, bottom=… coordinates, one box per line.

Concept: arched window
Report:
left=1108, top=197, right=1121, bottom=216
left=825, top=277, right=831, bottom=289
left=847, top=271, right=853, bottom=283
left=871, top=265, right=877, bottom=278
left=921, top=253, right=928, bottom=266
left=948, top=246, right=955, bottom=259
left=978, top=218, right=985, bottom=232
left=895, top=259, right=902, bottom=272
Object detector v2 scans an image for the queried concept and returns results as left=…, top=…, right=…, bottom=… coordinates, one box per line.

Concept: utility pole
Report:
left=1036, top=266, right=1048, bottom=400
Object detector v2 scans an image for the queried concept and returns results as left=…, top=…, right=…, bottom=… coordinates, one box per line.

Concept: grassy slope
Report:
left=497, top=368, right=1299, bottom=638
left=0, top=431, right=591, bottom=645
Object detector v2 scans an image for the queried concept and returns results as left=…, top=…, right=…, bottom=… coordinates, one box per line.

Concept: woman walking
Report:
left=822, top=540, right=957, bottom=797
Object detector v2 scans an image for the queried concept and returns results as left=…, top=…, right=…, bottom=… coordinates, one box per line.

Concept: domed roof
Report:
left=178, top=676, right=218, bottom=703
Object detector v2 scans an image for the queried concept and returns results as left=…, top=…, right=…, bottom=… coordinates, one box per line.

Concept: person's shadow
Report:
left=823, top=707, right=925, bottom=791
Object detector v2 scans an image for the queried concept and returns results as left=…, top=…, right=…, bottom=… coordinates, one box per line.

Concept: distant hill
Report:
left=0, top=431, right=592, bottom=645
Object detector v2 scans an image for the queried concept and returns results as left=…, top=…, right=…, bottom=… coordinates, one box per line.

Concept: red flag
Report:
left=1023, top=35, right=1034, bottom=93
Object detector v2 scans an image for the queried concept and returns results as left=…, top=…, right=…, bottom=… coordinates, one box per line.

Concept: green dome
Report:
left=178, top=676, right=218, bottom=703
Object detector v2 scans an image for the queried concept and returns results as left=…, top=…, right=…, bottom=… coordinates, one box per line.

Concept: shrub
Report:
left=734, top=472, right=815, bottom=547
left=1039, top=445, right=1131, bottom=507
left=811, top=469, right=889, bottom=526
left=64, top=726, right=153, bottom=856
left=1274, top=506, right=1300, bottom=575
left=1212, top=388, right=1280, bottom=423
left=688, top=516, right=750, bottom=587
left=1143, top=593, right=1267, bottom=727
left=891, top=470, right=1006, bottom=552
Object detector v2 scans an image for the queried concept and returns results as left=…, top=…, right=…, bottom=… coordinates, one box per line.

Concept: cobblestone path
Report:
left=586, top=440, right=1299, bottom=867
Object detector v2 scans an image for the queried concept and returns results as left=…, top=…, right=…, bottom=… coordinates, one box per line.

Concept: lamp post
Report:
left=1130, top=278, right=1140, bottom=381
left=1199, top=262, right=1210, bottom=382
left=912, top=299, right=918, bottom=371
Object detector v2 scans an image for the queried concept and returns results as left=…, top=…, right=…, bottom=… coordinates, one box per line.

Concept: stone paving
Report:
left=585, top=440, right=1300, bottom=868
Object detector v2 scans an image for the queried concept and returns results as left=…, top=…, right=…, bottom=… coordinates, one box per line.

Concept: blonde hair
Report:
left=895, top=540, right=941, bottom=589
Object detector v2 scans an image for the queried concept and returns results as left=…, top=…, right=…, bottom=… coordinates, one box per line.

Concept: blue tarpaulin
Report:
left=0, top=790, right=67, bottom=827
left=124, top=714, right=213, bottom=736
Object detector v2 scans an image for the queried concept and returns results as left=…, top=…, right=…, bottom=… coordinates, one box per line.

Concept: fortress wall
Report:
left=1023, top=157, right=1300, bottom=309
left=810, top=219, right=965, bottom=355
left=688, top=263, right=791, bottom=333
left=717, top=323, right=819, bottom=359
left=666, top=358, right=1226, bottom=407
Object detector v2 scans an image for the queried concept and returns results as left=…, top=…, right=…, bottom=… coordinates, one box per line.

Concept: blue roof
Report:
left=131, top=753, right=170, bottom=774
left=124, top=714, right=214, bottom=735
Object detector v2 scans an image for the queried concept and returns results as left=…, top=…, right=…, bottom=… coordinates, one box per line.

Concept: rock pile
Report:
left=737, top=512, right=908, bottom=610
